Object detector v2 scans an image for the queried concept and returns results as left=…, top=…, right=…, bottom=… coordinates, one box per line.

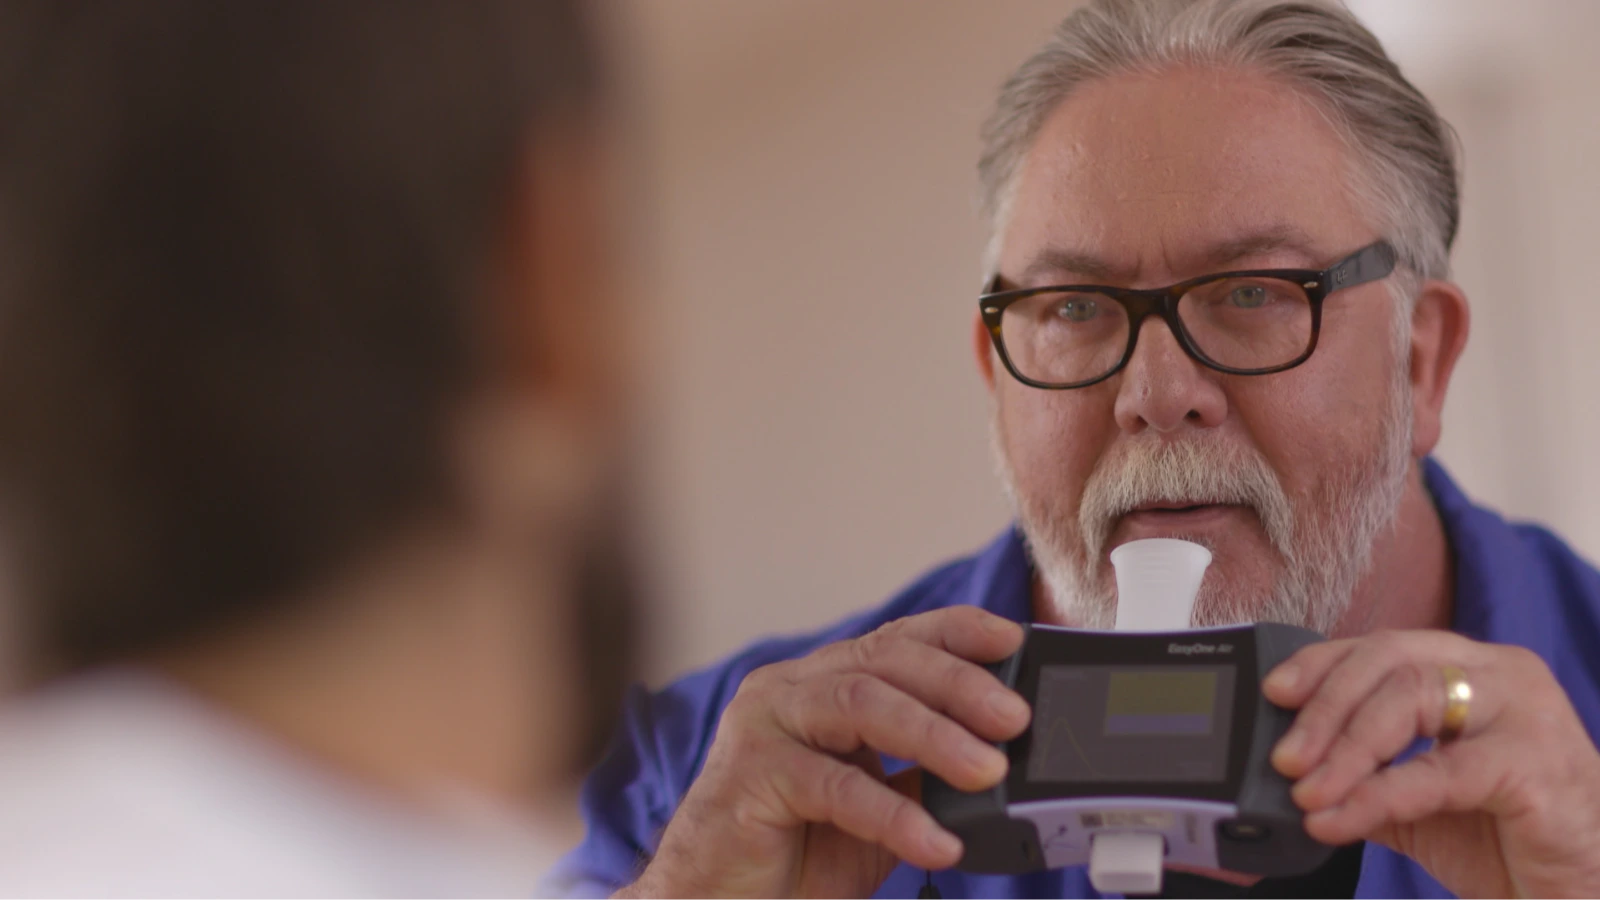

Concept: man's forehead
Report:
left=998, top=66, right=1369, bottom=285
left=1018, top=224, right=1327, bottom=285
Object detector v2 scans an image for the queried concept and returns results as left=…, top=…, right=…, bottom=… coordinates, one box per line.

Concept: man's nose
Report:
left=1112, top=315, right=1228, bottom=434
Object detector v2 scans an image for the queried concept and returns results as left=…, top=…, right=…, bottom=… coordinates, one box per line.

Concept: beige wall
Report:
left=1350, top=0, right=1600, bottom=557
left=623, top=0, right=1600, bottom=684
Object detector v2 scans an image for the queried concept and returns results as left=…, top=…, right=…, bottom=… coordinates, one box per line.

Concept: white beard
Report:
left=992, top=378, right=1413, bottom=635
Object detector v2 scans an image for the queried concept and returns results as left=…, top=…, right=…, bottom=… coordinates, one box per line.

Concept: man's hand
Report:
left=1266, top=630, right=1600, bottom=898
left=618, top=606, right=1031, bottom=898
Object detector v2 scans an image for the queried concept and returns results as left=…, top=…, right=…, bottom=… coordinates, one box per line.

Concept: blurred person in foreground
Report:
left=0, top=1, right=637, bottom=895
left=556, top=0, right=1600, bottom=897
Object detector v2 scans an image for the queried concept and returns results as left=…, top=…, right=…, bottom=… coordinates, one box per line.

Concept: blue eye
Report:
left=1056, top=297, right=1100, bottom=322
left=1228, top=285, right=1270, bottom=309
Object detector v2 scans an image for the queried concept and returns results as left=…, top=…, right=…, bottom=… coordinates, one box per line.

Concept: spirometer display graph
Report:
left=1026, top=665, right=1236, bottom=784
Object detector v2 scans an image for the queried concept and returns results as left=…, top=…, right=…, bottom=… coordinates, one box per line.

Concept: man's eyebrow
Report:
left=1200, top=225, right=1324, bottom=269
left=1018, top=248, right=1124, bottom=284
left=1013, top=225, right=1328, bottom=287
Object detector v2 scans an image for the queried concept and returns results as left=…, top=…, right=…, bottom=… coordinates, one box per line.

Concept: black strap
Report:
left=918, top=842, right=1361, bottom=898
left=1141, top=842, right=1365, bottom=899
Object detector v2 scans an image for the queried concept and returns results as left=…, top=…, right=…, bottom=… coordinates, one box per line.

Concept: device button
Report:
left=1219, top=821, right=1271, bottom=843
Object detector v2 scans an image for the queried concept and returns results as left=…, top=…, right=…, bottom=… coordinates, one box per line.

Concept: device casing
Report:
left=923, top=622, right=1331, bottom=876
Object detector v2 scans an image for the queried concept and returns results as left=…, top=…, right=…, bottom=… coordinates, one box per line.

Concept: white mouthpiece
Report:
left=1109, top=538, right=1213, bottom=631
left=1088, top=831, right=1165, bottom=895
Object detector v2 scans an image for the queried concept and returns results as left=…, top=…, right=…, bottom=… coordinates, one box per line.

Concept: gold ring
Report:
left=1437, top=665, right=1472, bottom=744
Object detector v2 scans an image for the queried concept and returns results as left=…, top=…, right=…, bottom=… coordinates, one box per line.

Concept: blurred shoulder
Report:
left=0, top=671, right=552, bottom=897
left=0, top=672, right=349, bottom=895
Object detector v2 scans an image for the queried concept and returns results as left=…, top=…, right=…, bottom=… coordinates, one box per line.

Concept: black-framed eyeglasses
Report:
left=978, top=240, right=1397, bottom=390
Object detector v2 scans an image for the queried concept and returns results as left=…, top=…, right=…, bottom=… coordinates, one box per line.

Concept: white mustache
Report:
left=1077, top=437, right=1297, bottom=567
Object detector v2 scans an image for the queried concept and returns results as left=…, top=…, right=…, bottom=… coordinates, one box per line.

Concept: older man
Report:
left=553, top=0, right=1600, bottom=897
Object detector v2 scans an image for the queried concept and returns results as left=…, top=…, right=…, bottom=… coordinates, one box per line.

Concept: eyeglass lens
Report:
left=998, top=275, right=1314, bottom=385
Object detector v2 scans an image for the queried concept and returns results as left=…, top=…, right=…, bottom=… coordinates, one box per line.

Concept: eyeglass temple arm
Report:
left=1329, top=241, right=1398, bottom=291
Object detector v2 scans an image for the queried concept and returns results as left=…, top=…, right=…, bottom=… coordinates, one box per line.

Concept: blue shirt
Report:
left=550, top=460, right=1600, bottom=898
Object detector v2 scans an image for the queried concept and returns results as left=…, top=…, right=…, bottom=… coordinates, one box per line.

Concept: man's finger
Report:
left=1262, top=638, right=1361, bottom=708
left=797, top=630, right=1029, bottom=742
left=1301, top=742, right=1496, bottom=847
left=768, top=745, right=964, bottom=871
left=777, top=671, right=1009, bottom=792
left=872, top=605, right=1025, bottom=663
left=1272, top=631, right=1476, bottom=778
left=1271, top=639, right=1394, bottom=778
left=1291, top=663, right=1450, bottom=811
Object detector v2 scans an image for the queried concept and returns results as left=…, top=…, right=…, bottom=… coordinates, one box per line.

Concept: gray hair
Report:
left=978, top=0, right=1461, bottom=294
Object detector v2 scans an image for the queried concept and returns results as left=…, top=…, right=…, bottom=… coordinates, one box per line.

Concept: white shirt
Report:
left=0, top=670, right=564, bottom=898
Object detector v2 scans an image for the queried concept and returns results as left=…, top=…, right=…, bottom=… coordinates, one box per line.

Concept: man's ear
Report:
left=973, top=311, right=999, bottom=392
left=458, top=130, right=618, bottom=542
left=1408, top=278, right=1471, bottom=458
left=497, top=129, right=623, bottom=420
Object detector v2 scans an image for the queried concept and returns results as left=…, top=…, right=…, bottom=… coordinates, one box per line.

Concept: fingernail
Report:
left=983, top=615, right=1020, bottom=636
left=1274, top=729, right=1304, bottom=764
left=1292, top=764, right=1326, bottom=804
left=1306, top=806, right=1341, bottom=826
left=1265, top=664, right=1299, bottom=694
left=964, top=740, right=1007, bottom=776
left=986, top=690, right=1030, bottom=722
left=927, top=828, right=963, bottom=860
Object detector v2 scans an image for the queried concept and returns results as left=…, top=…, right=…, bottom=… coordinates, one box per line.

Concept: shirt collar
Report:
left=966, top=525, right=1035, bottom=623
left=1424, top=457, right=1559, bottom=663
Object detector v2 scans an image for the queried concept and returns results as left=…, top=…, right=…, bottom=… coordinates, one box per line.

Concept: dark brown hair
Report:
left=0, top=0, right=603, bottom=675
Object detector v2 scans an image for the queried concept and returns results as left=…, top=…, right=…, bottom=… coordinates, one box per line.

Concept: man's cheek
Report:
left=1013, top=411, right=1101, bottom=479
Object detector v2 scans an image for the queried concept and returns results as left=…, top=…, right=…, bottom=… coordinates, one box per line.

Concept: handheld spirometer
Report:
left=922, top=539, right=1332, bottom=894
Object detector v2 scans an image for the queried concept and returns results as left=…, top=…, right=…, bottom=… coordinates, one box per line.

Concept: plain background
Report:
left=618, top=0, right=1600, bottom=685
